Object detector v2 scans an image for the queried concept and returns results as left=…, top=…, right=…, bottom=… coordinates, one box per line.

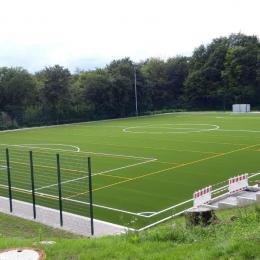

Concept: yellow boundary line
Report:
left=155, top=161, right=181, bottom=166
left=67, top=143, right=259, bottom=198
left=250, top=149, right=260, bottom=152
left=98, top=173, right=132, bottom=180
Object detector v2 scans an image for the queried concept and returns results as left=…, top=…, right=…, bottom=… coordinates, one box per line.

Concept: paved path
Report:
left=0, top=196, right=129, bottom=237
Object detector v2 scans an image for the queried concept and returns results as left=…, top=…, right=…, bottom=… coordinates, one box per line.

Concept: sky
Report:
left=0, top=0, right=259, bottom=72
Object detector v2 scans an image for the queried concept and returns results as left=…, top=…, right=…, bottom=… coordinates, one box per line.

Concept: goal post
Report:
left=232, top=104, right=250, bottom=113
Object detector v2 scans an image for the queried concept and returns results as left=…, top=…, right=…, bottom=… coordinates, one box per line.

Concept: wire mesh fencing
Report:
left=0, top=147, right=94, bottom=235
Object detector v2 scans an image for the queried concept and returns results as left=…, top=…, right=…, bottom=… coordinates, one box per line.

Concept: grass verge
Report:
left=1, top=204, right=260, bottom=259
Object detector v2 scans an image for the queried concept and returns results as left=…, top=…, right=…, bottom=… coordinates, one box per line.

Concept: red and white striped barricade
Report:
left=228, top=174, right=248, bottom=194
left=193, top=186, right=212, bottom=207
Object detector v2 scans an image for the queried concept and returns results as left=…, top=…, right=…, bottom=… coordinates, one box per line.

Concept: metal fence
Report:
left=0, top=147, right=94, bottom=235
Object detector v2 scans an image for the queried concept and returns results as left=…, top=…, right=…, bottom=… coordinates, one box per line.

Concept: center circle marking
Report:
left=123, top=124, right=220, bottom=134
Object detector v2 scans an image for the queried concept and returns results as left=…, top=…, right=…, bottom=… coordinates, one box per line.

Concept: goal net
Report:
left=232, top=104, right=250, bottom=113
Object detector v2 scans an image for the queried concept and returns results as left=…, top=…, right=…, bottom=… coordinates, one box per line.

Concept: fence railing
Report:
left=0, top=147, right=94, bottom=235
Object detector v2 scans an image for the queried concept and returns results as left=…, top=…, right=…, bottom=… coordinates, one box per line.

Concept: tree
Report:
left=79, top=69, right=114, bottom=119
left=0, top=67, right=37, bottom=123
left=141, top=58, right=168, bottom=110
left=107, top=58, right=137, bottom=117
left=37, top=65, right=72, bottom=122
left=165, top=57, right=189, bottom=107
left=184, top=37, right=230, bottom=109
left=222, top=34, right=258, bottom=105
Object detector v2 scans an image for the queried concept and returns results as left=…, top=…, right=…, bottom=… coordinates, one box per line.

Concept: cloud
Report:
left=0, top=0, right=259, bottom=72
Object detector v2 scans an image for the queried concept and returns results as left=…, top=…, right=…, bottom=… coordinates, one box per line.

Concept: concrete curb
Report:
left=0, top=196, right=129, bottom=237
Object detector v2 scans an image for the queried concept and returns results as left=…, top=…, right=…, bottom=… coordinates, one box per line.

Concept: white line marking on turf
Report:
left=219, top=129, right=260, bottom=133
left=0, top=184, right=147, bottom=218
left=136, top=211, right=156, bottom=217
left=2, top=172, right=260, bottom=223
left=1, top=143, right=158, bottom=194
left=148, top=198, right=193, bottom=217
left=123, top=124, right=220, bottom=134
left=65, top=197, right=149, bottom=217
left=1, top=144, right=154, bottom=161
left=0, top=184, right=31, bottom=194
left=78, top=151, right=155, bottom=160
left=37, top=190, right=151, bottom=218
left=0, top=144, right=80, bottom=152
left=34, top=158, right=157, bottom=192
left=0, top=111, right=221, bottom=134
left=137, top=210, right=188, bottom=231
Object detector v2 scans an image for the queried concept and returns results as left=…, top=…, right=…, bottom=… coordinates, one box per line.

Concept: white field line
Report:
left=1, top=172, right=260, bottom=230
left=34, top=158, right=157, bottom=192
left=0, top=184, right=30, bottom=194
left=138, top=183, right=230, bottom=218
left=147, top=184, right=229, bottom=218
left=135, top=172, right=260, bottom=230
left=0, top=195, right=135, bottom=233
left=2, top=139, right=259, bottom=228
left=136, top=209, right=189, bottom=232
left=78, top=151, right=155, bottom=160
left=0, top=144, right=80, bottom=152
left=136, top=172, right=260, bottom=220
left=0, top=143, right=157, bottom=218
left=212, top=185, right=228, bottom=194
left=248, top=172, right=260, bottom=179
left=123, top=124, right=220, bottom=134
left=147, top=198, right=193, bottom=217
left=0, top=143, right=155, bottom=161
left=0, top=111, right=223, bottom=134
left=136, top=211, right=156, bottom=216
left=219, top=129, right=260, bottom=133
left=0, top=177, right=245, bottom=225
left=63, top=196, right=149, bottom=217
left=36, top=191, right=150, bottom=218
left=0, top=183, right=149, bottom=218
left=5, top=171, right=260, bottom=223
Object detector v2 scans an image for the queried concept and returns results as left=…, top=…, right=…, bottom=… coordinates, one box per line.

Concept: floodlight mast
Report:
left=134, top=65, right=138, bottom=117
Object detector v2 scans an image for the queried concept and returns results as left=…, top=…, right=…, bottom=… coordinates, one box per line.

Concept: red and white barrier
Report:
left=228, top=174, right=248, bottom=194
left=193, top=186, right=212, bottom=207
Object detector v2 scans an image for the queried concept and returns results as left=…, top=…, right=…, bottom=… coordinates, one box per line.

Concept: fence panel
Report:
left=0, top=146, right=94, bottom=235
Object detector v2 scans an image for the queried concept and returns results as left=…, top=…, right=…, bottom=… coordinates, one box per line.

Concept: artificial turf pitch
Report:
left=0, top=112, right=260, bottom=229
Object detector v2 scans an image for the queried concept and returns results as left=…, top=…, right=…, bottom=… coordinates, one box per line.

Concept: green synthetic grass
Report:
left=1, top=112, right=260, bottom=228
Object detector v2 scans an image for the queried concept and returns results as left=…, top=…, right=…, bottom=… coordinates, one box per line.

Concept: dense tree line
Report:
left=0, top=33, right=259, bottom=129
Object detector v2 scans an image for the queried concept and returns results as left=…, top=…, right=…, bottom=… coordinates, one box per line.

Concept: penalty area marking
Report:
left=123, top=124, right=220, bottom=134
left=0, top=144, right=81, bottom=152
left=0, top=143, right=158, bottom=196
left=0, top=143, right=154, bottom=161
left=34, top=157, right=157, bottom=192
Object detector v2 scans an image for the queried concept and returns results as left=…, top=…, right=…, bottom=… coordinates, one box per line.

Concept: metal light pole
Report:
left=134, top=66, right=138, bottom=117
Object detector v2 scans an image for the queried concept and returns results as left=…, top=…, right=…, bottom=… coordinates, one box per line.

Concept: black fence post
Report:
left=56, top=154, right=63, bottom=226
left=88, top=157, right=94, bottom=236
left=29, top=151, right=36, bottom=219
left=5, top=148, right=12, bottom=213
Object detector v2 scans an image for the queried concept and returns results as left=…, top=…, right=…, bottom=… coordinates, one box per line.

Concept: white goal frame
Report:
left=232, top=104, right=250, bottom=113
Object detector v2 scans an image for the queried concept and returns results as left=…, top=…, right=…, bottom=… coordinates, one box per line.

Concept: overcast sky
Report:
left=0, top=0, right=259, bottom=72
